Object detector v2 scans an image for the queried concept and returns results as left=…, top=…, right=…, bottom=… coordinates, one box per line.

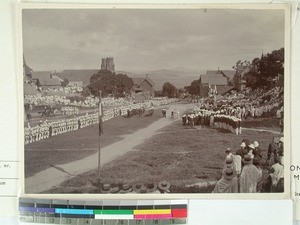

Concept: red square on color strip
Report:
left=172, top=209, right=187, bottom=218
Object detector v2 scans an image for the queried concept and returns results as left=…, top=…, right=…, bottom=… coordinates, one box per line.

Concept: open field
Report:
left=242, top=117, right=281, bottom=131
left=45, top=117, right=280, bottom=193
left=25, top=107, right=164, bottom=178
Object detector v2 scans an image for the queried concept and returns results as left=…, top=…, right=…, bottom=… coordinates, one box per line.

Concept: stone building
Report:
left=101, top=57, right=115, bottom=72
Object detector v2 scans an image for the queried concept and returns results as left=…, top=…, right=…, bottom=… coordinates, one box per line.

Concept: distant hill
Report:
left=117, top=69, right=205, bottom=90
left=32, top=68, right=204, bottom=91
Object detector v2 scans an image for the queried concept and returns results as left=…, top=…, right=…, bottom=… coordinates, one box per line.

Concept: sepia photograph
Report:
left=22, top=6, right=287, bottom=195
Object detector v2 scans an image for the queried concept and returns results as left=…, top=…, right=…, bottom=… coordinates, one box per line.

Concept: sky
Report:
left=22, top=8, right=285, bottom=72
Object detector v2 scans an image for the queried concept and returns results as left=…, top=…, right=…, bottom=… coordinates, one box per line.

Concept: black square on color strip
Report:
left=120, top=205, right=136, bottom=210
left=170, top=204, right=187, bottom=209
left=19, top=202, right=34, bottom=207
left=154, top=205, right=170, bottom=209
left=103, top=205, right=119, bottom=210
left=51, top=204, right=68, bottom=209
left=36, top=203, right=50, bottom=208
left=137, top=205, right=153, bottom=210
left=85, top=205, right=103, bottom=210
left=68, top=205, right=84, bottom=209
left=61, top=214, right=93, bottom=219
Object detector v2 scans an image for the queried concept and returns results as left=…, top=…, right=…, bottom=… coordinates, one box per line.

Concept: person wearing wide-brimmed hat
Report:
left=223, top=158, right=234, bottom=171
left=147, top=183, right=160, bottom=194
left=247, top=144, right=255, bottom=159
left=101, top=184, right=119, bottom=194
left=271, top=156, right=284, bottom=192
left=253, top=141, right=262, bottom=159
left=212, top=168, right=238, bottom=193
left=240, top=155, right=261, bottom=193
left=158, top=181, right=171, bottom=193
left=225, top=148, right=234, bottom=160
left=119, top=183, right=133, bottom=194
left=236, top=142, right=248, bottom=158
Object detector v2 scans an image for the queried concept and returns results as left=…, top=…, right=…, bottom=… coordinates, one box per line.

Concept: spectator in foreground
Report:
left=240, top=155, right=261, bottom=193
left=213, top=168, right=238, bottom=193
left=267, top=137, right=278, bottom=166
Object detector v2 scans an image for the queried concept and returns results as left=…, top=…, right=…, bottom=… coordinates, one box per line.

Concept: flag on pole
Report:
left=99, top=91, right=104, bottom=136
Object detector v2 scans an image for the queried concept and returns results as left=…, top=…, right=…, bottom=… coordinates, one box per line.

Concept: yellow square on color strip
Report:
left=133, top=209, right=171, bottom=215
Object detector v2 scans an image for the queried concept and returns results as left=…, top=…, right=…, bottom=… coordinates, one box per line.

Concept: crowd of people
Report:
left=182, top=110, right=242, bottom=135
left=213, top=137, right=284, bottom=193
left=24, top=97, right=178, bottom=145
left=61, top=106, right=79, bottom=115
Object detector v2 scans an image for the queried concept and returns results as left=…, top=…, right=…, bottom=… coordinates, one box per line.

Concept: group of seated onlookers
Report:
left=213, top=137, right=284, bottom=193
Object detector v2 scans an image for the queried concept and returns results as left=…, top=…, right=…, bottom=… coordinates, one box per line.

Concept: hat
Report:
left=240, top=142, right=246, bottom=148
left=119, top=183, right=132, bottom=194
left=225, top=158, right=233, bottom=166
left=253, top=141, right=259, bottom=148
left=158, top=180, right=171, bottom=191
left=248, top=144, right=255, bottom=149
left=242, top=155, right=253, bottom=164
left=253, top=157, right=261, bottom=166
left=147, top=183, right=158, bottom=193
left=225, top=148, right=231, bottom=153
left=133, top=183, right=148, bottom=193
left=279, top=137, right=284, bottom=143
left=139, top=185, right=148, bottom=194
left=242, top=139, right=250, bottom=146
left=222, top=168, right=237, bottom=180
left=101, top=184, right=119, bottom=194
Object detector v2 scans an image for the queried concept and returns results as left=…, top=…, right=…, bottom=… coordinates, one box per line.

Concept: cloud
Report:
left=22, top=8, right=285, bottom=72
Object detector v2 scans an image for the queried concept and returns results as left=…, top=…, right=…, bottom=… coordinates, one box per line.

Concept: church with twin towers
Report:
left=101, top=57, right=115, bottom=72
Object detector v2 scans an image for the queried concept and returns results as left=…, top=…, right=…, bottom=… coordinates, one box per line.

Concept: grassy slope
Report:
left=46, top=119, right=280, bottom=193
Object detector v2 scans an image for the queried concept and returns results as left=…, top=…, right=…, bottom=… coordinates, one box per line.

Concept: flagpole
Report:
left=98, top=90, right=102, bottom=183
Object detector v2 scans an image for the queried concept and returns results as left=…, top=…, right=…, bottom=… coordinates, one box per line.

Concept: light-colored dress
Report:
left=213, top=177, right=238, bottom=193
left=240, top=164, right=261, bottom=193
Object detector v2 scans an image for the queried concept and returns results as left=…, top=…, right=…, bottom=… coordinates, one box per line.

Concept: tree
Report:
left=88, top=69, right=133, bottom=97
left=162, top=82, right=178, bottom=98
left=61, top=78, right=69, bottom=87
left=185, top=80, right=200, bottom=95
left=234, top=47, right=284, bottom=90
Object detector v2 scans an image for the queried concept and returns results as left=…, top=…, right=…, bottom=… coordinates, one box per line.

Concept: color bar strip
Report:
left=95, top=214, right=134, bottom=220
left=134, top=214, right=172, bottom=219
left=133, top=209, right=171, bottom=215
left=172, top=209, right=187, bottom=218
left=94, top=210, right=133, bottom=215
left=55, top=209, right=93, bottom=215
left=19, top=207, right=55, bottom=213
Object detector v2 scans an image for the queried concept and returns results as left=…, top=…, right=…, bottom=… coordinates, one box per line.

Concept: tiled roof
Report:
left=32, top=71, right=61, bottom=86
left=216, top=85, right=235, bottom=95
left=132, top=77, right=155, bottom=87
left=200, top=74, right=228, bottom=85
left=221, top=70, right=236, bottom=80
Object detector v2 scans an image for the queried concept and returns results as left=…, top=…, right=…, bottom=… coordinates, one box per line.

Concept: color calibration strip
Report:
left=19, top=199, right=188, bottom=225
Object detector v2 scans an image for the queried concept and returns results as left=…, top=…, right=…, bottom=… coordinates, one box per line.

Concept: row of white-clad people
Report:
left=24, top=103, right=148, bottom=145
